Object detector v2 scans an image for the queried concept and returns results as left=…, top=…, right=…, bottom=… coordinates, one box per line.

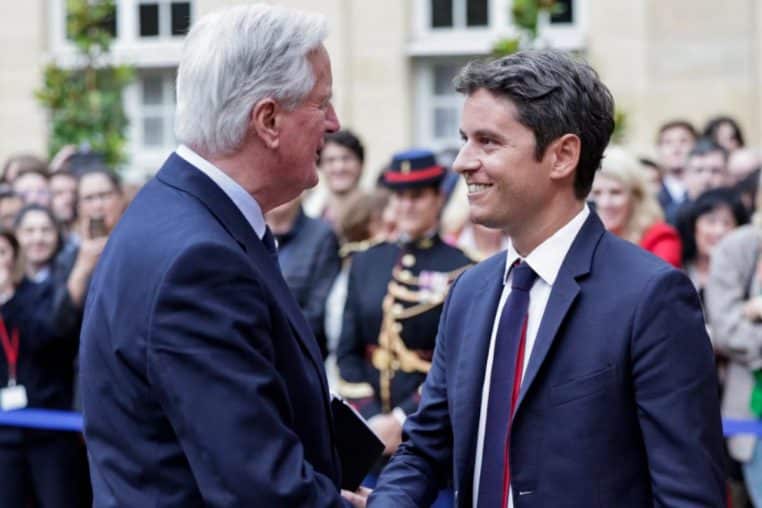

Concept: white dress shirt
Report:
left=662, top=173, right=686, bottom=204
left=175, top=144, right=267, bottom=239
left=472, top=205, right=590, bottom=508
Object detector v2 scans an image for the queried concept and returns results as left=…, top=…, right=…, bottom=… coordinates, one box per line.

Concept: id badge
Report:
left=1, top=384, right=28, bottom=411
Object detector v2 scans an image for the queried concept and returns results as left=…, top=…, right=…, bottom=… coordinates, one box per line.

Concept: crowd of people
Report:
left=0, top=149, right=127, bottom=506
left=1, top=88, right=761, bottom=508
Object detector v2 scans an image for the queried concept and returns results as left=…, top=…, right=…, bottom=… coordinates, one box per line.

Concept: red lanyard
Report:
left=0, top=316, right=19, bottom=386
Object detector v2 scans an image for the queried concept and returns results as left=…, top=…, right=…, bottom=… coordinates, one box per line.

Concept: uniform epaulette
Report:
left=339, top=238, right=383, bottom=258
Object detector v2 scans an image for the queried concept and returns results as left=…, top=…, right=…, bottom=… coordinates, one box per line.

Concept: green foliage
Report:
left=491, top=37, right=521, bottom=58
left=492, top=0, right=565, bottom=56
left=612, top=108, right=628, bottom=144
left=35, top=0, right=133, bottom=167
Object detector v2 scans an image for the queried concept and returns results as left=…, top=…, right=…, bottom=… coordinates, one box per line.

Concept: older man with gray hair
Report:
left=79, top=5, right=365, bottom=507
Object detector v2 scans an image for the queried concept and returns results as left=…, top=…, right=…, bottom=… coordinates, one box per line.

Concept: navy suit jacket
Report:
left=369, top=212, right=725, bottom=507
left=80, top=154, right=350, bottom=507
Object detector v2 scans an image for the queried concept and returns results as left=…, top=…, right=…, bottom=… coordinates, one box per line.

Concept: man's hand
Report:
left=369, top=413, right=402, bottom=456
left=342, top=486, right=371, bottom=507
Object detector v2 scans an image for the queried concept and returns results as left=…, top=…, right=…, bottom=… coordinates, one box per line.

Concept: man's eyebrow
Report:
left=464, top=128, right=506, bottom=141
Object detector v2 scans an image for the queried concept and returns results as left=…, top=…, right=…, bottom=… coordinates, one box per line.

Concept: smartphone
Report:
left=89, top=217, right=109, bottom=238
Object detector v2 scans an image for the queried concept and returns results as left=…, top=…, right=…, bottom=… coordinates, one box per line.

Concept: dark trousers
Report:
left=0, top=433, right=83, bottom=508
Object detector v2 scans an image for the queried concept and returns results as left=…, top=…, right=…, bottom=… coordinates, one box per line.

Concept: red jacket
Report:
left=639, top=222, right=682, bottom=268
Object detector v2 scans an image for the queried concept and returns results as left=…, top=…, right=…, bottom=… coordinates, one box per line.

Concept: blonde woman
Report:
left=591, top=146, right=682, bottom=267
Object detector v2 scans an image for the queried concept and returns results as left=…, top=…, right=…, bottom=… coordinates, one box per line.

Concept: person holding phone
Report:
left=0, top=228, right=82, bottom=507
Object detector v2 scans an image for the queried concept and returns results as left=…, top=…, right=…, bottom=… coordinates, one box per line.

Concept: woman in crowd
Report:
left=324, top=188, right=390, bottom=389
left=0, top=228, right=82, bottom=507
left=14, top=205, right=66, bottom=284
left=705, top=177, right=762, bottom=508
left=677, top=187, right=749, bottom=299
left=704, top=115, right=745, bottom=154
left=590, top=146, right=682, bottom=267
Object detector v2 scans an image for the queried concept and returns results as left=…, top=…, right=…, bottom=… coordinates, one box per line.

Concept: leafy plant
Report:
left=35, top=0, right=134, bottom=167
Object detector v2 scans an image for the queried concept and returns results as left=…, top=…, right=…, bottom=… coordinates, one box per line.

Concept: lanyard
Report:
left=0, top=316, right=19, bottom=386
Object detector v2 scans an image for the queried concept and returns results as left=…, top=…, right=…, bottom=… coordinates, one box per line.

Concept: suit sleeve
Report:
left=631, top=268, right=726, bottom=507
left=147, top=242, right=350, bottom=508
left=368, top=275, right=461, bottom=508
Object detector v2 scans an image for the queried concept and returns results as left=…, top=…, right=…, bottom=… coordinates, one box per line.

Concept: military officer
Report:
left=337, top=149, right=473, bottom=456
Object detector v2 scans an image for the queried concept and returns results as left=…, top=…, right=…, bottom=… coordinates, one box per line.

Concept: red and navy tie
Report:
left=477, top=260, right=538, bottom=508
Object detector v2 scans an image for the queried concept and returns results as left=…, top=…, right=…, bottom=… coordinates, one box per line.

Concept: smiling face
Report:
left=16, top=209, right=58, bottom=269
left=320, top=141, right=362, bottom=195
left=276, top=44, right=340, bottom=195
left=453, top=88, right=554, bottom=236
left=590, top=174, right=633, bottom=237
left=694, top=204, right=737, bottom=259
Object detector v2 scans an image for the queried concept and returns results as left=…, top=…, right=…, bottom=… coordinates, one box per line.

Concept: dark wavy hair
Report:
left=454, top=49, right=615, bottom=199
left=323, top=129, right=365, bottom=164
left=703, top=116, right=745, bottom=149
left=677, top=187, right=749, bottom=264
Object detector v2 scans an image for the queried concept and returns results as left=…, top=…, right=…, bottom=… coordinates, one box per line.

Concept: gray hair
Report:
left=175, top=4, right=328, bottom=157
left=454, top=49, right=615, bottom=199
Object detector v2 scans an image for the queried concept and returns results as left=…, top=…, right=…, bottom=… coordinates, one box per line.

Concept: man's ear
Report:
left=251, top=98, right=280, bottom=149
left=548, top=133, right=581, bottom=181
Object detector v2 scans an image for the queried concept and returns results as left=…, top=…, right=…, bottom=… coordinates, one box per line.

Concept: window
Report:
left=430, top=0, right=489, bottom=29
left=137, top=70, right=176, bottom=149
left=550, top=0, right=574, bottom=24
left=138, top=1, right=191, bottom=38
left=415, top=61, right=466, bottom=150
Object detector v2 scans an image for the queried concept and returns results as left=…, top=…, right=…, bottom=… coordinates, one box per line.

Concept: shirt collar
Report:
left=503, top=205, right=590, bottom=286
left=176, top=144, right=267, bottom=239
left=662, top=174, right=686, bottom=202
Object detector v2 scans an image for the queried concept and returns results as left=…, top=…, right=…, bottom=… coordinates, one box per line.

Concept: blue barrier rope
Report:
left=1, top=408, right=762, bottom=437
left=0, top=409, right=83, bottom=432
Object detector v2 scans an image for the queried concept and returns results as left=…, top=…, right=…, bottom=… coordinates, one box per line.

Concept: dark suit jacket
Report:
left=276, top=207, right=341, bottom=357
left=79, top=153, right=350, bottom=507
left=658, top=183, right=684, bottom=225
left=369, top=212, right=725, bottom=508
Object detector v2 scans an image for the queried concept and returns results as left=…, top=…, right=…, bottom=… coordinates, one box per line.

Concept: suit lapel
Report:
left=156, top=154, right=331, bottom=402
left=513, top=212, right=605, bottom=416
left=453, top=256, right=505, bottom=498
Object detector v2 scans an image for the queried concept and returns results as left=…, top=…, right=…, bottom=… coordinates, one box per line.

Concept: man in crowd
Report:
left=369, top=49, right=724, bottom=507
left=80, top=5, right=364, bottom=507
left=656, top=120, right=697, bottom=220
left=670, top=138, right=732, bottom=225
left=49, top=170, right=79, bottom=237
left=266, top=195, right=341, bottom=356
left=684, top=138, right=730, bottom=202
left=12, top=168, right=50, bottom=207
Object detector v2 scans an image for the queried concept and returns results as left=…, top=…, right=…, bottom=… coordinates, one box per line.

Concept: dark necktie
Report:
left=261, top=226, right=279, bottom=265
left=477, top=261, right=538, bottom=508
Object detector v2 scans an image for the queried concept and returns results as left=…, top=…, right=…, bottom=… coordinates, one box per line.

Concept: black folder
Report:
left=331, top=395, right=385, bottom=491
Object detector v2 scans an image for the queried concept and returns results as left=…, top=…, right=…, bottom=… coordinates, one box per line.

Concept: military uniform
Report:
left=337, top=235, right=471, bottom=419
left=336, top=149, right=473, bottom=421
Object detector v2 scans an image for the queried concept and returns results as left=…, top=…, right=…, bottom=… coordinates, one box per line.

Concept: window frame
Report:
left=48, top=0, right=192, bottom=68
left=123, top=68, right=179, bottom=181
left=409, top=0, right=586, bottom=56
